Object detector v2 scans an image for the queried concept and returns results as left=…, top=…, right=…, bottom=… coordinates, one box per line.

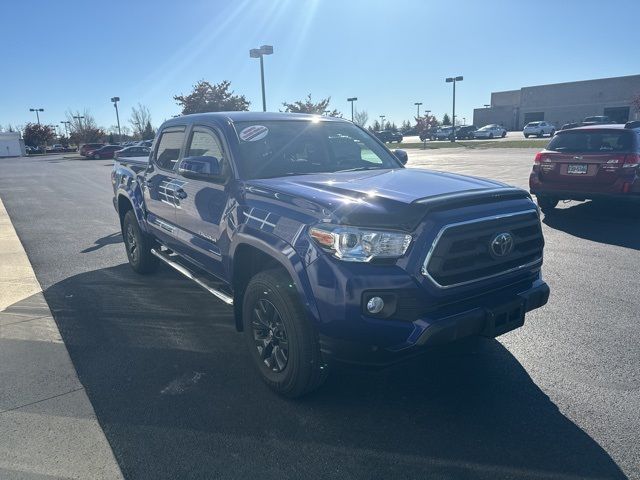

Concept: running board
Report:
left=151, top=248, right=234, bottom=305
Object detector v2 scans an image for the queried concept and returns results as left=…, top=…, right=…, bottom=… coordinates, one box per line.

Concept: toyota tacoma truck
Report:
left=111, top=112, right=549, bottom=397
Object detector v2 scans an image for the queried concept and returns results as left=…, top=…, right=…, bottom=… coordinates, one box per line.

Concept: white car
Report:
left=523, top=121, right=555, bottom=138
left=473, top=124, right=507, bottom=139
left=431, top=126, right=454, bottom=140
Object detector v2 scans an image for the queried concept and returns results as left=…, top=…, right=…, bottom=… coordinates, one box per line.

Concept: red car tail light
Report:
left=534, top=152, right=546, bottom=164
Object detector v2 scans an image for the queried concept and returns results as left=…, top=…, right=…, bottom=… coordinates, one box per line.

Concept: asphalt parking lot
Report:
left=0, top=151, right=638, bottom=479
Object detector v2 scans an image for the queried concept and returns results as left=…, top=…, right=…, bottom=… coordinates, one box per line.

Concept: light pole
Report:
left=249, top=45, right=273, bottom=112
left=445, top=76, right=463, bottom=142
left=414, top=102, right=422, bottom=118
left=379, top=115, right=386, bottom=130
left=29, top=108, right=44, bottom=124
left=73, top=115, right=85, bottom=142
left=347, top=97, right=358, bottom=122
left=484, top=104, right=490, bottom=108
left=60, top=121, right=71, bottom=137
left=463, top=117, right=466, bottom=125
left=111, top=97, right=121, bottom=143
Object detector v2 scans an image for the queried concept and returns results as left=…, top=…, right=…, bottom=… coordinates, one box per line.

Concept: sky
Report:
left=1, top=0, right=639, bottom=133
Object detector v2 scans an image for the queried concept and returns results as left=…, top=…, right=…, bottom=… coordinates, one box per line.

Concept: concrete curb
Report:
left=0, top=198, right=124, bottom=479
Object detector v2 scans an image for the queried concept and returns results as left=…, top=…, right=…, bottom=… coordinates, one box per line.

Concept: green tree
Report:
left=388, top=122, right=398, bottom=133
left=142, top=121, right=155, bottom=140
left=174, top=80, right=250, bottom=115
left=23, top=123, right=55, bottom=147
left=370, top=119, right=381, bottom=131
left=282, top=94, right=341, bottom=116
left=442, top=113, right=451, bottom=125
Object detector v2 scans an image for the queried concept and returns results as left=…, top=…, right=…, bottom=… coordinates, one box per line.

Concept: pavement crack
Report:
left=0, top=387, right=85, bottom=414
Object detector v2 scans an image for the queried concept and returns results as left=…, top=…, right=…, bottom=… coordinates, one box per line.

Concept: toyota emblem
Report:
left=490, top=232, right=514, bottom=257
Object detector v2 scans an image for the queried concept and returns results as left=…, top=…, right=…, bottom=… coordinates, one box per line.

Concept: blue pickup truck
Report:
left=111, top=112, right=549, bottom=397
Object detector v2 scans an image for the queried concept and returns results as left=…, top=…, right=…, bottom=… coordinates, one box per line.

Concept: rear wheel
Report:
left=242, top=269, right=327, bottom=398
left=536, top=195, right=558, bottom=214
left=537, top=131, right=544, bottom=138
left=122, top=210, right=158, bottom=273
left=524, top=134, right=529, bottom=138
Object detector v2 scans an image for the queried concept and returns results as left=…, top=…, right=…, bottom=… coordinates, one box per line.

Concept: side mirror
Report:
left=393, top=149, right=408, bottom=165
left=178, top=155, right=221, bottom=180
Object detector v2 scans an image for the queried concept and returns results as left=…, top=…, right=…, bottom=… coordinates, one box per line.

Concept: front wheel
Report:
left=536, top=195, right=558, bottom=214
left=122, top=210, right=158, bottom=273
left=242, top=269, right=327, bottom=398
left=524, top=134, right=529, bottom=138
left=501, top=131, right=507, bottom=138
left=489, top=133, right=494, bottom=139
left=549, top=130, right=555, bottom=137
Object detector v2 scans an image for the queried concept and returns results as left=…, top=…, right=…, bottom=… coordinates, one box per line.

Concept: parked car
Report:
left=474, top=124, right=507, bottom=139
left=80, top=143, right=105, bottom=157
left=523, top=121, right=555, bottom=138
left=50, top=144, right=65, bottom=152
left=582, top=116, right=613, bottom=126
left=430, top=126, right=454, bottom=140
left=455, top=125, right=477, bottom=140
left=560, top=122, right=580, bottom=131
left=374, top=130, right=403, bottom=143
left=88, top=144, right=122, bottom=159
left=114, top=146, right=150, bottom=160
left=529, top=121, right=640, bottom=213
left=112, top=112, right=549, bottom=397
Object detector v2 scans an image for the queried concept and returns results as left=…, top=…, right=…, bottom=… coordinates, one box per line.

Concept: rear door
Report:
left=172, top=125, right=233, bottom=280
left=539, top=129, right=635, bottom=187
left=143, top=126, right=187, bottom=246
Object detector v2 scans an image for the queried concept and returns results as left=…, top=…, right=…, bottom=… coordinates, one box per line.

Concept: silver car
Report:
left=473, top=124, right=507, bottom=139
left=523, top=121, right=555, bottom=138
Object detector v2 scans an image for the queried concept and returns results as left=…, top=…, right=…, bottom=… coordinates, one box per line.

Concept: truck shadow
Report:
left=42, top=264, right=627, bottom=480
left=543, top=200, right=640, bottom=250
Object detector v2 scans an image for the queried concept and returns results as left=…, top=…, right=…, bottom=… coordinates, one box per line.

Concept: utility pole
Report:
left=445, top=76, right=463, bottom=142
left=29, top=108, right=44, bottom=124
left=111, top=97, right=121, bottom=143
left=347, top=97, right=358, bottom=122
left=250, top=45, right=273, bottom=112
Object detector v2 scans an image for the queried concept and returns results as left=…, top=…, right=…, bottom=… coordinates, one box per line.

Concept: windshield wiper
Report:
left=334, top=166, right=381, bottom=173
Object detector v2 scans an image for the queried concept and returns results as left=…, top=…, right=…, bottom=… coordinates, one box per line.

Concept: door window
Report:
left=185, top=128, right=229, bottom=181
left=155, top=128, right=185, bottom=170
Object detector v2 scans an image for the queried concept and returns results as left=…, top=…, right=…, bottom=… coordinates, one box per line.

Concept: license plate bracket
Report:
left=567, top=164, right=588, bottom=174
left=482, top=299, right=525, bottom=337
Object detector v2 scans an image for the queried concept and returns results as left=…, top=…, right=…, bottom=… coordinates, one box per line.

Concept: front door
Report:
left=143, top=126, right=186, bottom=247
left=173, top=125, right=232, bottom=280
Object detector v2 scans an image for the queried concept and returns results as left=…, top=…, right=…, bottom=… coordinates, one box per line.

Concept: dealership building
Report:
left=473, top=74, right=640, bottom=130
left=0, top=132, right=25, bottom=157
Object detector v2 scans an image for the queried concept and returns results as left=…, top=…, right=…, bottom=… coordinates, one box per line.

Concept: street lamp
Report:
left=29, top=108, right=44, bottom=124
left=111, top=97, right=121, bottom=143
left=347, top=97, right=358, bottom=122
left=463, top=117, right=466, bottom=125
left=60, top=121, right=71, bottom=137
left=414, top=102, right=423, bottom=118
left=249, top=44, right=273, bottom=112
left=379, top=115, right=386, bottom=130
left=484, top=104, right=490, bottom=108
left=445, top=76, right=463, bottom=142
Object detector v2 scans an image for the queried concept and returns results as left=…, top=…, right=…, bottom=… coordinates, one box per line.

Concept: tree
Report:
left=142, top=121, right=155, bottom=140
left=353, top=109, right=368, bottom=127
left=23, top=123, right=55, bottom=147
left=442, top=113, right=451, bottom=125
left=66, top=109, right=105, bottom=144
left=388, top=122, right=398, bottom=133
left=282, top=94, right=341, bottom=116
left=130, top=103, right=152, bottom=139
left=370, top=119, right=381, bottom=131
left=174, top=80, right=250, bottom=115
left=415, top=114, right=439, bottom=139
left=400, top=120, right=412, bottom=133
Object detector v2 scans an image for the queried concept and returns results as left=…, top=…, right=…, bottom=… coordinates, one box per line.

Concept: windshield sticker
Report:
left=239, top=125, right=269, bottom=142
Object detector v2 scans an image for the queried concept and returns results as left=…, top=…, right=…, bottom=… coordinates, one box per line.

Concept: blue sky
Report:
left=1, top=0, right=638, bottom=132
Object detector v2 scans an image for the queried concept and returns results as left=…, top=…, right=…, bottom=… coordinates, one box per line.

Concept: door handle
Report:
left=175, top=188, right=187, bottom=200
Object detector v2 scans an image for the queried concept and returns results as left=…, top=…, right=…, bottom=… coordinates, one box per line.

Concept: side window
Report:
left=185, top=128, right=229, bottom=181
left=154, top=128, right=185, bottom=170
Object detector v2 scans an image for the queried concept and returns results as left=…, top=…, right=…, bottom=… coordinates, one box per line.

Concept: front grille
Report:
left=423, top=210, right=543, bottom=288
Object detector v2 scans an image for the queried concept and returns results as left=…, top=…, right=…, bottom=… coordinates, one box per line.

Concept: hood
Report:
left=246, top=168, right=514, bottom=230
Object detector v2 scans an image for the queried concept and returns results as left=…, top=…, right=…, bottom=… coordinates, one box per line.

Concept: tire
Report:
left=537, top=131, right=544, bottom=138
left=536, top=195, right=559, bottom=214
left=550, top=130, right=555, bottom=137
left=93, top=153, right=99, bottom=159
left=501, top=131, right=507, bottom=138
left=242, top=269, right=327, bottom=398
left=489, top=133, right=494, bottom=139
left=122, top=210, right=158, bottom=274
left=524, top=134, right=529, bottom=138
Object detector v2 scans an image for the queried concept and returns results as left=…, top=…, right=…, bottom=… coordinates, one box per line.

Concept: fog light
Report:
left=366, top=296, right=385, bottom=314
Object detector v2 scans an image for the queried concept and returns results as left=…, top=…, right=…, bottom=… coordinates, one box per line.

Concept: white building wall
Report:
left=0, top=132, right=25, bottom=157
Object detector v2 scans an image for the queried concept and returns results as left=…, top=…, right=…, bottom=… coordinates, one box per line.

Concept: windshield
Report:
left=233, top=120, right=402, bottom=179
left=526, top=122, right=540, bottom=127
left=547, top=130, right=634, bottom=152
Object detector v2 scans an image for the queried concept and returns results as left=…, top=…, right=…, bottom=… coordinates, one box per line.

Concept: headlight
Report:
left=309, top=225, right=412, bottom=262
